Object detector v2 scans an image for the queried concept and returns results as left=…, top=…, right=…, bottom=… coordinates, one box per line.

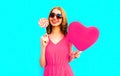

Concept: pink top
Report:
left=44, top=35, right=74, bottom=76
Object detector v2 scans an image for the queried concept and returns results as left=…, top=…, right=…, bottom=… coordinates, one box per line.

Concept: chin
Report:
left=51, top=23, right=61, bottom=26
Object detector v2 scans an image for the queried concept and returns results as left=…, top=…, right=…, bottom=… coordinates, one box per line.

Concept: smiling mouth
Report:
left=51, top=20, right=59, bottom=24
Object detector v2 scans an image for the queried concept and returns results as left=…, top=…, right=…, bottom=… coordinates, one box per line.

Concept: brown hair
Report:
left=46, top=6, right=68, bottom=35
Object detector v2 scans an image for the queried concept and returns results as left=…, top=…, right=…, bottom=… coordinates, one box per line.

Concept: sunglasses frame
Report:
left=50, top=13, right=62, bottom=19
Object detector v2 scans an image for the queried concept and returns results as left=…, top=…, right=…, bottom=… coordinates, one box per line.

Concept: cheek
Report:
left=59, top=19, right=62, bottom=23
left=49, top=18, right=52, bottom=24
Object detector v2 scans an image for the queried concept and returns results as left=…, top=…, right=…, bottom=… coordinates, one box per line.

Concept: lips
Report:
left=51, top=20, right=59, bottom=24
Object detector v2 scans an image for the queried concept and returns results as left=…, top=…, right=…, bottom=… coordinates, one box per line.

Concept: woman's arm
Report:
left=39, top=34, right=49, bottom=68
left=69, top=43, right=74, bottom=62
left=40, top=46, right=46, bottom=68
left=69, top=43, right=82, bottom=62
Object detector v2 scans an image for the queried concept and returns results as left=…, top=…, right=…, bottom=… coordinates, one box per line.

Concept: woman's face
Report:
left=49, top=9, right=62, bottom=27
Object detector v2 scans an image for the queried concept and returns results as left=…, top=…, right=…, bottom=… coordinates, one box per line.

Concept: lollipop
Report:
left=38, top=18, right=49, bottom=28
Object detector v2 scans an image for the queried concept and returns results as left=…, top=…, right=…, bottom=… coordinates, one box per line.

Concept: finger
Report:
left=41, top=35, right=47, bottom=41
left=71, top=55, right=74, bottom=58
left=75, top=51, right=80, bottom=54
left=74, top=52, right=80, bottom=58
left=74, top=54, right=79, bottom=58
left=77, top=51, right=81, bottom=54
left=44, top=35, right=48, bottom=39
left=73, top=51, right=76, bottom=54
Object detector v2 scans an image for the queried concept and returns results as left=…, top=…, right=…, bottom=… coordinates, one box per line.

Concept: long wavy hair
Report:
left=46, top=6, right=68, bottom=35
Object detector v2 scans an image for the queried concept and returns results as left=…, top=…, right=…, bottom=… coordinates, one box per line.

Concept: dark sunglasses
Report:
left=50, top=13, right=62, bottom=19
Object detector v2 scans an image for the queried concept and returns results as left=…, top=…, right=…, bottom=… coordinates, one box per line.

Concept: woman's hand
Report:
left=69, top=51, right=82, bottom=61
left=71, top=51, right=81, bottom=58
left=38, top=18, right=49, bottom=28
left=40, top=33, right=49, bottom=48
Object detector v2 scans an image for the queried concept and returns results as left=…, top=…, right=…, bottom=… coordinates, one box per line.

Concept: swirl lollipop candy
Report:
left=38, top=18, right=49, bottom=28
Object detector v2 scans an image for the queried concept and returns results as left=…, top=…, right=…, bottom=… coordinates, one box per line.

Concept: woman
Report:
left=39, top=6, right=81, bottom=76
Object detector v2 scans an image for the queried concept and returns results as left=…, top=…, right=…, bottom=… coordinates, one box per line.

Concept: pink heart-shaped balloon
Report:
left=68, top=22, right=99, bottom=51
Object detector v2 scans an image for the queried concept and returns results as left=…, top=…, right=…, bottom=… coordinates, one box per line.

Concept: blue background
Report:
left=0, top=0, right=120, bottom=76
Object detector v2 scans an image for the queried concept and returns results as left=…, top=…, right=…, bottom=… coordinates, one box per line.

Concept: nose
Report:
left=53, top=15, right=57, bottom=19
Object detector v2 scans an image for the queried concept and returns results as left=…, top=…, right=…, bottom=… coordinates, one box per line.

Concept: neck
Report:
left=51, top=26, right=62, bottom=35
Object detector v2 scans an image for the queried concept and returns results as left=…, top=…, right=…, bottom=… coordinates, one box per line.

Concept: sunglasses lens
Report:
left=50, top=13, right=55, bottom=18
left=57, top=14, right=62, bottom=19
